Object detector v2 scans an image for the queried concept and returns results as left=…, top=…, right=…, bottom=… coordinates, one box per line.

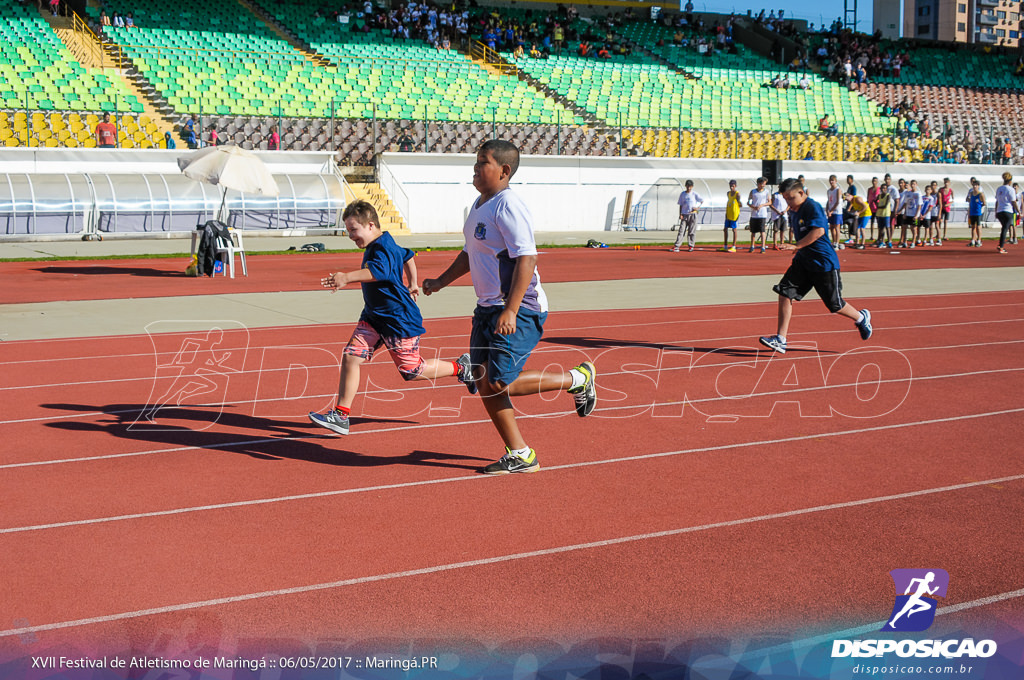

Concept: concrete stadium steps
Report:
left=346, top=183, right=408, bottom=234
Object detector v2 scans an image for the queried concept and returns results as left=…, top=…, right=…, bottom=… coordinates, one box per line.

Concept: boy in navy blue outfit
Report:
left=308, top=200, right=474, bottom=435
left=759, top=178, right=874, bottom=354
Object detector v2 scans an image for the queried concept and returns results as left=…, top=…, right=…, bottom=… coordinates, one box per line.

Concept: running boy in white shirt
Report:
left=423, top=140, right=597, bottom=474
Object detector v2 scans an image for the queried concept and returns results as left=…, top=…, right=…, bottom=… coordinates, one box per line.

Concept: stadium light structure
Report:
left=845, top=0, right=858, bottom=31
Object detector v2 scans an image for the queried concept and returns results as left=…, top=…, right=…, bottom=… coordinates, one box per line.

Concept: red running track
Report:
left=1, top=292, right=1023, bottom=661
left=3, top=242, right=1021, bottom=304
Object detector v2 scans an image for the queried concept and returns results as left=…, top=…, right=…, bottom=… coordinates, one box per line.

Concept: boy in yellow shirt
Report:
left=722, top=179, right=742, bottom=252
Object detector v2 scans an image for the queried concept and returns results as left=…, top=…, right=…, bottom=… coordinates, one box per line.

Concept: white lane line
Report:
left=0, top=299, right=1017, bottom=368
left=3, top=407, right=1023, bottom=533
left=2, top=360, right=1022, bottom=469
left=4, top=315, right=1023, bottom=394
left=1, top=471, right=1022, bottom=638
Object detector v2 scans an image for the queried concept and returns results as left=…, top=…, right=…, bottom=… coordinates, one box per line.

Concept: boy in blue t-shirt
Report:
left=308, top=200, right=474, bottom=435
left=758, top=178, right=874, bottom=354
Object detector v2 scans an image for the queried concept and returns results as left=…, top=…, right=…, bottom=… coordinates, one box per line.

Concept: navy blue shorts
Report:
left=470, top=305, right=547, bottom=386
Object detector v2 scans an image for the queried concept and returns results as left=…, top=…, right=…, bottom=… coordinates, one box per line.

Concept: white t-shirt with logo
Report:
left=463, top=188, right=548, bottom=313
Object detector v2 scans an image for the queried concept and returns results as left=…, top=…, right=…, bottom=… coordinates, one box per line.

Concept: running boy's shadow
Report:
left=41, top=403, right=486, bottom=470
left=544, top=336, right=833, bottom=357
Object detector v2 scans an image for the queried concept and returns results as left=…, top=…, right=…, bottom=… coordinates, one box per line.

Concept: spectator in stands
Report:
left=1003, top=138, right=1013, bottom=165
left=268, top=126, right=280, bottom=151
left=906, top=133, right=919, bottom=152
left=100, top=10, right=110, bottom=26
left=49, top=0, right=59, bottom=17
left=112, top=11, right=124, bottom=27
left=164, top=131, right=175, bottom=149
left=183, top=114, right=198, bottom=149
left=855, top=62, right=867, bottom=84
left=397, top=129, right=414, bottom=152
left=981, top=139, right=992, bottom=164
left=125, top=12, right=135, bottom=28
left=819, top=114, right=838, bottom=137
left=95, top=112, right=117, bottom=148
left=918, top=116, right=930, bottom=139
left=798, top=74, right=811, bottom=89
left=208, top=125, right=219, bottom=147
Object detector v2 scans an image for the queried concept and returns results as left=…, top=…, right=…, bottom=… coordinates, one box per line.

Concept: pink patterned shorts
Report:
left=344, top=321, right=424, bottom=380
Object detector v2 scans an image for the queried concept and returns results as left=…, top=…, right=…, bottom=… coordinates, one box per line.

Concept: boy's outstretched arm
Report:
left=322, top=268, right=375, bottom=291
left=423, top=250, right=470, bottom=295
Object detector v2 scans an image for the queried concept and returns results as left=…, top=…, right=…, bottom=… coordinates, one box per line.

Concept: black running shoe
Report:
left=568, top=361, right=597, bottom=417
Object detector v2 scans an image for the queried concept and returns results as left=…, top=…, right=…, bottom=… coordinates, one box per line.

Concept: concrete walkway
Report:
left=0, top=226, right=981, bottom=259
left=4, top=265, right=1022, bottom=342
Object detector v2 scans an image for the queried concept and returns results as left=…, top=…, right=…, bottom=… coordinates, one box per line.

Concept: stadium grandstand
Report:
left=1, top=0, right=1021, bottom=165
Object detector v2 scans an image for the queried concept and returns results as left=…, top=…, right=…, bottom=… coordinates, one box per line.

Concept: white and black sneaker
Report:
left=759, top=335, right=787, bottom=354
left=456, top=352, right=477, bottom=394
left=568, top=361, right=597, bottom=417
left=308, top=409, right=350, bottom=435
left=856, top=309, right=873, bottom=340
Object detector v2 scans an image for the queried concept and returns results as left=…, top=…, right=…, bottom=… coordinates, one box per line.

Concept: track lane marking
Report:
left=1, top=472, right=1022, bottom=638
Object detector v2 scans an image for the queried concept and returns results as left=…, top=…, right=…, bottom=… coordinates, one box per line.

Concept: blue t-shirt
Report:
left=791, top=196, right=841, bottom=273
left=359, top=231, right=425, bottom=338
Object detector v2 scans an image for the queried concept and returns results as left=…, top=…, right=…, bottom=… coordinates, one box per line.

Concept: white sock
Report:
left=777, top=335, right=786, bottom=343
left=855, top=313, right=865, bottom=325
left=509, top=446, right=531, bottom=459
left=568, top=368, right=587, bottom=391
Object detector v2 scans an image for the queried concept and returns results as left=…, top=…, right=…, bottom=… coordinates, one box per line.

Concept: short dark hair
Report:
left=685, top=179, right=694, bottom=187
left=479, top=139, right=520, bottom=177
left=779, top=178, right=803, bottom=194
left=342, top=199, right=380, bottom=227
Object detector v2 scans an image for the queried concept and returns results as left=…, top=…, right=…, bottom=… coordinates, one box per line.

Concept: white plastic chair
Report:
left=214, top=228, right=247, bottom=278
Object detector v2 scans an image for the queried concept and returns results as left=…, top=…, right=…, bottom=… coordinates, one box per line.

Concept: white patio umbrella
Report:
left=177, top=144, right=279, bottom=221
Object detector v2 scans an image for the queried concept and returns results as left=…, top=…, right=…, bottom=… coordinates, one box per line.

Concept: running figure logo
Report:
left=881, top=569, right=949, bottom=632
left=135, top=322, right=248, bottom=429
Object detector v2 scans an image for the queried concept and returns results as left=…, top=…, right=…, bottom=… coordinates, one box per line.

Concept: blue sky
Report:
left=690, top=1, right=876, bottom=34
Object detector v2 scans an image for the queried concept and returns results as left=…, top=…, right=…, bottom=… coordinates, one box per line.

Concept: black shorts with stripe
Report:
left=773, top=263, right=846, bottom=313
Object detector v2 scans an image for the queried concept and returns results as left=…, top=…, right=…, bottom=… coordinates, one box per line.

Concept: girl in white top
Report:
left=994, top=172, right=1019, bottom=253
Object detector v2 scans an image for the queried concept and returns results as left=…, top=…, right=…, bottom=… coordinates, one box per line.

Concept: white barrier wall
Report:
left=379, top=152, right=1022, bottom=233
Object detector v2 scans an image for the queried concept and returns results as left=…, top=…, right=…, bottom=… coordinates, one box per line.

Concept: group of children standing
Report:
left=680, top=173, right=1021, bottom=254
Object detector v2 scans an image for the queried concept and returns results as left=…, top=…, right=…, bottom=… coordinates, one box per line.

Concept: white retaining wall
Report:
left=379, top=152, right=1021, bottom=233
